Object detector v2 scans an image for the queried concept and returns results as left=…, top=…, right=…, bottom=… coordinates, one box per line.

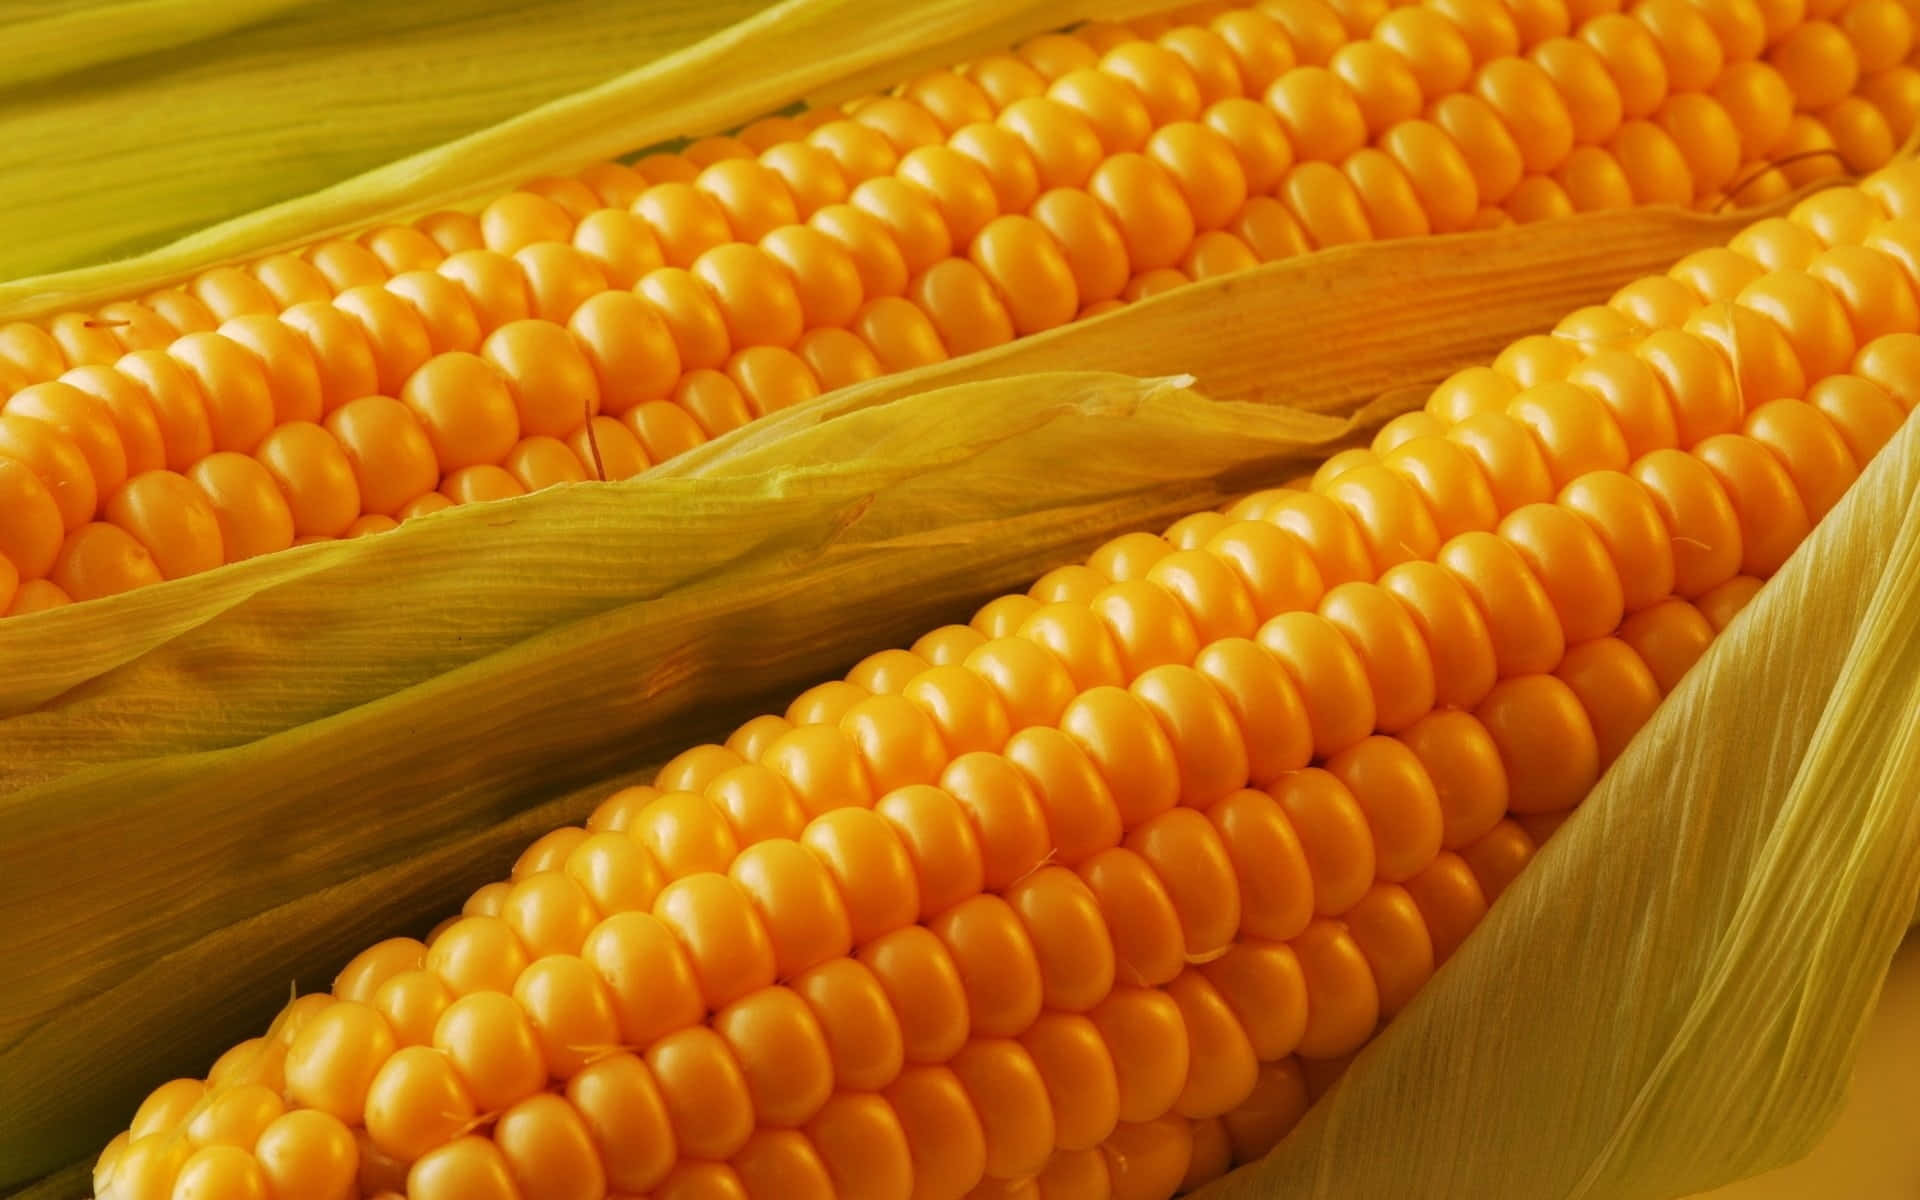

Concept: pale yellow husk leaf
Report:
left=1199, top=414, right=1920, bottom=1200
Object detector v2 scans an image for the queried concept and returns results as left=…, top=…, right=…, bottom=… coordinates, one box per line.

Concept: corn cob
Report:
left=86, top=157, right=1920, bottom=1200
left=0, top=0, right=1904, bottom=618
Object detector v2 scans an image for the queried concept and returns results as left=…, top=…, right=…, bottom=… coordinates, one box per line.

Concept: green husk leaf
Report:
left=0, top=0, right=777, bottom=283
left=1198, top=412, right=1920, bottom=1200
left=0, top=0, right=312, bottom=91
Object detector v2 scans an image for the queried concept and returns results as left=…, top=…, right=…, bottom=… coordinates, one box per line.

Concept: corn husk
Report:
left=0, top=0, right=774, bottom=284
left=1689, top=937, right=1920, bottom=1198
left=1200, top=413, right=1920, bottom=1200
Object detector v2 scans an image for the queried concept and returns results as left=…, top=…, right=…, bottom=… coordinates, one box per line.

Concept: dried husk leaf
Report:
left=1198, top=414, right=1920, bottom=1200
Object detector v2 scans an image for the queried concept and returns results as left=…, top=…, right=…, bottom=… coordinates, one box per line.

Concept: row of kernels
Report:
left=455, top=16, right=1244, bottom=360
left=0, top=295, right=753, bottom=609
left=1240, top=350, right=1894, bottom=784
left=1438, top=176, right=1920, bottom=395
left=1484, top=0, right=1920, bottom=206
left=1401, top=358, right=1897, bottom=589
left=0, top=211, right=719, bottom=529
left=93, top=1107, right=359, bottom=1200
left=4, top=209, right=958, bottom=600
left=1218, top=1, right=1889, bottom=239
left=0, top=392, right=625, bottom=609
left=122, top=950, right=847, bottom=1193
left=9, top=211, right=601, bottom=374
left=606, top=499, right=1612, bottom=998
left=1498, top=89, right=1873, bottom=215
left=1015, top=536, right=1581, bottom=830
left=1343, top=268, right=1911, bottom=694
